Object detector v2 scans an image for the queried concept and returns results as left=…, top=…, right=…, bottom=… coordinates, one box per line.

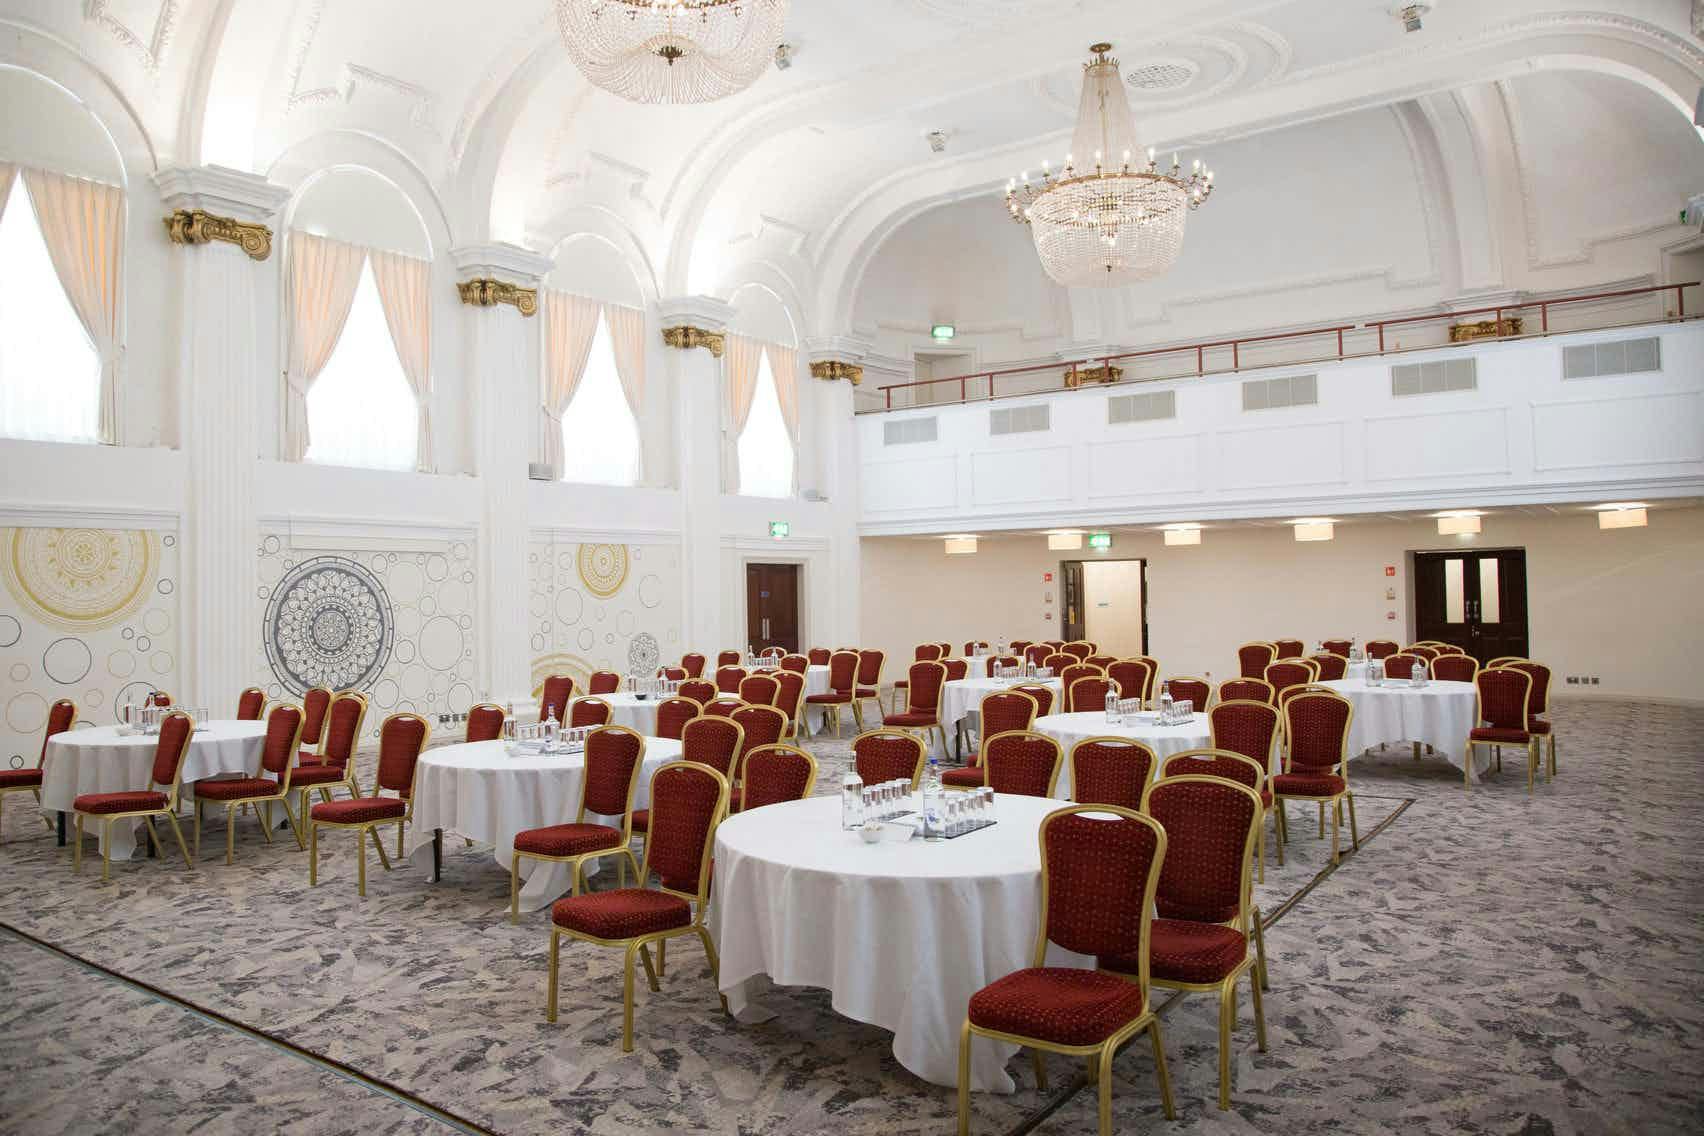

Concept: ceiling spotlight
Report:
left=775, top=43, right=794, bottom=71
left=926, top=130, right=949, bottom=154
left=1394, top=2, right=1433, bottom=33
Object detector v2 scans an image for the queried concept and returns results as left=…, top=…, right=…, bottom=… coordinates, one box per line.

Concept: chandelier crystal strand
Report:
left=1006, top=44, right=1214, bottom=286
left=556, top=0, right=789, bottom=105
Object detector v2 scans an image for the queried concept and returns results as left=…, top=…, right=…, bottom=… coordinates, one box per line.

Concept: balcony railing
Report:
left=869, top=281, right=1698, bottom=412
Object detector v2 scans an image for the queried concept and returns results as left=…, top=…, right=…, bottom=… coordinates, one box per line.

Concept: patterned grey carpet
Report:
left=0, top=700, right=1700, bottom=1135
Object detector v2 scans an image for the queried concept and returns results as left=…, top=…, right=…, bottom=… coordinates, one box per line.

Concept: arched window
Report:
left=737, top=351, right=795, bottom=498
left=560, top=313, right=641, bottom=486
left=0, top=175, right=101, bottom=442
left=303, top=259, right=418, bottom=471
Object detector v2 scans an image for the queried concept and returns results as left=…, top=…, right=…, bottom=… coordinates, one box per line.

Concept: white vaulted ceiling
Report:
left=6, top=0, right=1700, bottom=346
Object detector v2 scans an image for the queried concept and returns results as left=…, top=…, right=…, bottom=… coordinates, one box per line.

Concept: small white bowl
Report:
left=859, top=823, right=884, bottom=844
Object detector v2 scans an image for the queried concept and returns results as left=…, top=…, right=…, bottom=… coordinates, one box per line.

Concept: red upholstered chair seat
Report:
left=967, top=967, right=1147, bottom=1047
left=1529, top=718, right=1552, bottom=735
left=0, top=768, right=44, bottom=788
left=513, top=822, right=622, bottom=857
left=1270, top=771, right=1345, bottom=797
left=884, top=711, right=938, bottom=727
left=630, top=808, right=649, bottom=834
left=193, top=777, right=278, bottom=801
left=804, top=691, right=852, bottom=704
left=856, top=687, right=880, bottom=698
left=310, top=797, right=407, bottom=824
left=551, top=887, right=692, bottom=940
left=301, top=751, right=349, bottom=768
left=1132, top=920, right=1248, bottom=985
left=289, top=764, right=348, bottom=786
left=1469, top=726, right=1530, bottom=744
left=73, top=790, right=168, bottom=814
left=941, top=766, right=985, bottom=788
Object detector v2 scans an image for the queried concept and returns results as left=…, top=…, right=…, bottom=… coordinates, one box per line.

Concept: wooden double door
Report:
left=745, top=563, right=800, bottom=655
left=1412, top=549, right=1529, bottom=664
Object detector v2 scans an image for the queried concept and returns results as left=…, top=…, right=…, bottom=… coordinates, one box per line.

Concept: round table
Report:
left=1320, top=678, right=1484, bottom=780
left=941, top=677, right=1065, bottom=732
left=804, top=665, right=831, bottom=697
left=570, top=692, right=665, bottom=736
left=42, top=721, right=268, bottom=859
left=1033, top=711, right=1214, bottom=793
left=709, top=793, right=1089, bottom=1093
left=407, top=736, right=680, bottom=911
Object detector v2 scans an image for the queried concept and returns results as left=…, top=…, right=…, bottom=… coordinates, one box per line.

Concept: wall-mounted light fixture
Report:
left=1595, top=503, right=1649, bottom=530
left=944, top=534, right=979, bottom=554
left=1292, top=518, right=1335, bottom=542
left=1435, top=511, right=1484, bottom=536
left=1162, top=524, right=1202, bottom=546
left=1046, top=531, right=1083, bottom=551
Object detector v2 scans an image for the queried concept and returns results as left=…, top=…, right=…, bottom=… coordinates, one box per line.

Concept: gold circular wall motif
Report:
left=3, top=528, right=157, bottom=630
left=577, top=544, right=629, bottom=598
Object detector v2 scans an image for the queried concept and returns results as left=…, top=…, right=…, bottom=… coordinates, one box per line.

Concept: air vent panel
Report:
left=990, top=404, right=1051, bottom=435
left=1563, top=336, right=1661, bottom=380
left=1108, top=390, right=1177, bottom=424
left=883, top=417, right=938, bottom=445
left=1242, top=374, right=1318, bottom=411
left=1391, top=358, right=1477, bottom=397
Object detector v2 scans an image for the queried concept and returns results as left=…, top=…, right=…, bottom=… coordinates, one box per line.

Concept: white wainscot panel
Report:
left=971, top=446, right=1072, bottom=506
left=1215, top=422, right=1344, bottom=489
left=1532, top=392, right=1704, bottom=472
left=1363, top=408, right=1509, bottom=480
left=863, top=456, right=958, bottom=513
left=1084, top=435, right=1202, bottom=499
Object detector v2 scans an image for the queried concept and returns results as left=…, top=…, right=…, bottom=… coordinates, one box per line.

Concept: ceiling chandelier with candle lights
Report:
left=555, top=0, right=789, bottom=105
left=1007, top=43, right=1216, bottom=286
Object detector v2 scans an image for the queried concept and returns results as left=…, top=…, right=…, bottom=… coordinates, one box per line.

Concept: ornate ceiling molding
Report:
left=84, top=0, right=179, bottom=73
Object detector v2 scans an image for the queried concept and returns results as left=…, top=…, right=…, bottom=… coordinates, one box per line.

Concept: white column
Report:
left=659, top=296, right=734, bottom=653
left=154, top=167, right=290, bottom=714
left=454, top=245, right=552, bottom=705
left=807, top=339, right=868, bottom=646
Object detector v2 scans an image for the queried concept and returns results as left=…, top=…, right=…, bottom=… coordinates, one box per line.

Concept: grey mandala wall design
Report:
left=264, top=556, right=394, bottom=696
left=627, top=631, right=660, bottom=675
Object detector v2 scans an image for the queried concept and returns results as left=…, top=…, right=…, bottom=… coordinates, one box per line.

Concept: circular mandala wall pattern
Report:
left=578, top=544, right=629, bottom=598
left=2, top=528, right=157, bottom=630
left=264, top=556, right=394, bottom=697
left=627, top=632, right=660, bottom=676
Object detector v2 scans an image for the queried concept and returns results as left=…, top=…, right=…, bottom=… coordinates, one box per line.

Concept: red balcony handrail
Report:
left=1364, top=282, right=1692, bottom=350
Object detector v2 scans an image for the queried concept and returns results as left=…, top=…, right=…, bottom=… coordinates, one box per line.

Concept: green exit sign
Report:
left=769, top=520, right=790, bottom=539
left=1088, top=532, right=1113, bottom=550
left=931, top=324, right=956, bottom=340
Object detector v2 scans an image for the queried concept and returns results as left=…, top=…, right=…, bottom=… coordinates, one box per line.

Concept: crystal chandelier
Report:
left=555, top=0, right=789, bottom=105
left=1007, top=44, right=1216, bottom=286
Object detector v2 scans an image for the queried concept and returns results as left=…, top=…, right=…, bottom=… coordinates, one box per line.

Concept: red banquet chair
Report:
left=307, top=713, right=430, bottom=896
left=1085, top=654, right=1118, bottom=671
left=942, top=658, right=970, bottom=681
left=1407, top=645, right=1441, bottom=664
left=510, top=726, right=645, bottom=921
left=1162, top=747, right=1272, bottom=883
left=1060, top=642, right=1094, bottom=661
left=702, top=697, right=743, bottom=718
left=714, top=665, right=747, bottom=695
left=1272, top=638, right=1305, bottom=659
left=72, top=709, right=195, bottom=880
left=1364, top=639, right=1399, bottom=660
left=807, top=647, right=831, bottom=666
left=1060, top=662, right=1103, bottom=689
left=1067, top=676, right=1115, bottom=714
left=1163, top=676, right=1210, bottom=712
left=882, top=661, right=948, bottom=756
left=631, top=717, right=742, bottom=843
left=1236, top=642, right=1277, bottom=680
left=1120, top=775, right=1267, bottom=1111
left=568, top=698, right=612, bottom=729
left=1023, top=643, right=1051, bottom=667
left=657, top=666, right=688, bottom=682
left=804, top=649, right=860, bottom=737
left=543, top=760, right=729, bottom=1051
left=655, top=696, right=700, bottom=741
left=1069, top=737, right=1156, bottom=810
left=1430, top=654, right=1479, bottom=684
left=779, top=654, right=808, bottom=674
left=1042, top=652, right=1074, bottom=673
left=852, top=729, right=927, bottom=791
left=1012, top=683, right=1055, bottom=716
left=1263, top=660, right=1316, bottom=703
left=291, top=691, right=366, bottom=815
left=1466, top=667, right=1539, bottom=792
left=943, top=691, right=1036, bottom=789
left=677, top=679, right=716, bottom=706
left=737, top=673, right=781, bottom=708
left=299, top=686, right=333, bottom=754
left=889, top=643, right=944, bottom=714
left=192, top=703, right=308, bottom=864
left=963, top=640, right=989, bottom=656
left=588, top=671, right=622, bottom=696
left=739, top=744, right=819, bottom=811
left=1379, top=653, right=1423, bottom=681
left=1, top=697, right=73, bottom=840
left=717, top=650, right=741, bottom=668
left=853, top=649, right=886, bottom=731
left=1273, top=690, right=1359, bottom=860
left=1215, top=678, right=1273, bottom=706
left=771, top=670, right=806, bottom=742
left=236, top=687, right=266, bottom=721
left=466, top=703, right=506, bottom=742
left=1308, top=653, right=1348, bottom=681
left=957, top=805, right=1174, bottom=1135
left=1507, top=660, right=1558, bottom=777
left=1320, top=639, right=1353, bottom=658
left=729, top=704, right=787, bottom=810
left=982, top=731, right=1063, bottom=798
left=539, top=675, right=575, bottom=724
left=1107, top=659, right=1154, bottom=705
left=680, top=653, right=707, bottom=679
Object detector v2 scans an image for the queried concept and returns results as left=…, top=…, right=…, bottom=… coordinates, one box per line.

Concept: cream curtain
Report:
left=765, top=342, right=801, bottom=446
left=370, top=248, right=434, bottom=472
left=723, top=333, right=766, bottom=489
left=22, top=168, right=125, bottom=444
left=602, top=301, right=648, bottom=479
left=283, top=232, right=366, bottom=461
left=540, top=290, right=603, bottom=475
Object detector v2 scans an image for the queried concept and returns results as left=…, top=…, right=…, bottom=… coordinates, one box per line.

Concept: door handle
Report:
left=762, top=617, right=770, bottom=640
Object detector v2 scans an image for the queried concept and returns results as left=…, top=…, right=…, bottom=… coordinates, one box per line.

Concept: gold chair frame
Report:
left=307, top=713, right=432, bottom=896
left=887, top=661, right=948, bottom=757
left=73, top=710, right=196, bottom=880
left=1273, top=691, right=1359, bottom=861
left=2, top=698, right=72, bottom=842
left=194, top=706, right=308, bottom=864
left=293, top=691, right=367, bottom=825
left=1465, top=667, right=1540, bottom=793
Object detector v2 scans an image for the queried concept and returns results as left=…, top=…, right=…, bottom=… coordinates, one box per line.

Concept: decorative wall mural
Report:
left=258, top=534, right=479, bottom=740
left=530, top=538, right=680, bottom=700
left=0, top=525, right=178, bottom=770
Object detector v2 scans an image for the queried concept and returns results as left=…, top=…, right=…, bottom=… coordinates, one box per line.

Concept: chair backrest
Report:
left=1273, top=638, right=1305, bottom=659
left=771, top=670, right=805, bottom=726
left=681, top=652, right=707, bottom=679
left=851, top=729, right=926, bottom=789
left=1216, top=677, right=1273, bottom=705
left=826, top=650, right=859, bottom=692
left=1162, top=676, right=1211, bottom=711
left=1477, top=667, right=1532, bottom=732
left=578, top=726, right=645, bottom=821
left=677, top=679, right=716, bottom=705
left=1042, top=652, right=1074, bottom=672
left=570, top=698, right=612, bottom=728
left=150, top=691, right=174, bottom=707
left=150, top=711, right=196, bottom=794
left=539, top=675, right=575, bottom=722
left=1069, top=737, right=1155, bottom=809
left=1365, top=639, right=1399, bottom=660
left=730, top=703, right=786, bottom=760
left=715, top=665, right=747, bottom=694
left=941, top=658, right=969, bottom=681
left=779, top=654, right=808, bottom=674
left=1264, top=660, right=1315, bottom=698
left=1067, top=676, right=1114, bottom=713
left=1010, top=640, right=1032, bottom=652
left=260, top=704, right=306, bottom=777
left=655, top=696, right=700, bottom=740
left=322, top=693, right=367, bottom=765
left=1012, top=683, right=1055, bottom=716
left=807, top=647, right=831, bottom=665
left=657, top=666, right=688, bottom=681
left=640, top=760, right=728, bottom=899
left=588, top=670, right=622, bottom=695
left=1485, top=655, right=1527, bottom=668
left=1106, top=659, right=1153, bottom=702
left=738, top=673, right=781, bottom=707
left=1036, top=806, right=1166, bottom=981
left=1277, top=683, right=1327, bottom=714
left=739, top=744, right=818, bottom=810
left=1407, top=645, right=1440, bottom=662
left=1141, top=776, right=1260, bottom=928
left=1430, top=654, right=1479, bottom=683
left=1085, top=654, right=1117, bottom=671
left=1308, top=653, right=1348, bottom=680
left=963, top=640, right=988, bottom=655
left=1060, top=662, right=1102, bottom=687
left=1320, top=639, right=1353, bottom=657
left=1159, top=747, right=1265, bottom=794
left=375, top=713, right=430, bottom=796
left=1208, top=700, right=1279, bottom=770
left=717, top=650, right=742, bottom=667
left=915, top=643, right=943, bottom=662
left=1060, top=642, right=1094, bottom=660
left=1380, top=653, right=1422, bottom=680
left=1283, top=691, right=1353, bottom=772
left=301, top=687, right=333, bottom=746
left=904, top=661, right=947, bottom=714
left=1237, top=641, right=1276, bottom=679
left=466, top=703, right=505, bottom=742
left=984, top=731, right=1064, bottom=797
left=702, top=697, right=744, bottom=719
left=1433, top=644, right=1467, bottom=656
left=680, top=715, right=744, bottom=778
left=1507, top=660, right=1551, bottom=715
left=39, top=698, right=77, bottom=765
left=1023, top=643, right=1051, bottom=666
left=760, top=646, right=785, bottom=661
left=855, top=649, right=884, bottom=687
left=236, top=687, right=266, bottom=720
left=979, top=691, right=1038, bottom=741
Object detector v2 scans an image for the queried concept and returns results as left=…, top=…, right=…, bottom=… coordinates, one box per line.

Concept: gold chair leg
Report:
left=1411, top=741, right=1421, bottom=761
left=1217, top=980, right=1235, bottom=1110
left=657, top=938, right=666, bottom=977
left=257, top=801, right=275, bottom=844
left=1150, top=1018, right=1176, bottom=1120
left=193, top=801, right=202, bottom=861
left=1097, top=1044, right=1116, bottom=1136
left=1250, top=965, right=1268, bottom=1052
left=1031, top=1049, right=1048, bottom=1093
left=637, top=942, right=661, bottom=991
left=225, top=804, right=236, bottom=865
left=36, top=789, right=53, bottom=830
left=357, top=825, right=367, bottom=897
left=1317, top=802, right=1324, bottom=839
left=545, top=929, right=560, bottom=1022
left=397, top=818, right=404, bottom=859
left=1252, top=905, right=1270, bottom=990
left=1464, top=743, right=1473, bottom=791
left=280, top=798, right=305, bottom=850
left=693, top=924, right=725, bottom=1008
left=1347, top=793, right=1360, bottom=851
left=73, top=812, right=83, bottom=873
left=309, top=822, right=319, bottom=886
left=1257, top=822, right=1266, bottom=883
left=510, top=853, right=522, bottom=923
left=1329, top=799, right=1341, bottom=864
left=163, top=812, right=193, bottom=869
left=956, top=1022, right=972, bottom=1136
left=101, top=818, right=113, bottom=881
left=621, top=942, right=639, bottom=1052
left=370, top=827, right=392, bottom=871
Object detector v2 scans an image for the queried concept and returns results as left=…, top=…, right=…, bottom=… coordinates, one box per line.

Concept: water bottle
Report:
left=922, top=759, right=944, bottom=842
left=1104, top=690, right=1120, bottom=725
left=841, top=767, right=864, bottom=829
left=1159, top=681, right=1175, bottom=723
left=543, top=705, right=558, bottom=748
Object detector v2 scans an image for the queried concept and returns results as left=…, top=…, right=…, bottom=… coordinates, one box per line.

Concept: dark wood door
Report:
left=745, top=563, right=800, bottom=654
left=1061, top=561, right=1086, bottom=642
left=1413, top=549, right=1529, bottom=664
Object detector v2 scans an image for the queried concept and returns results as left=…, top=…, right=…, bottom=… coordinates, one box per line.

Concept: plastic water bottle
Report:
left=841, top=767, right=865, bottom=830
left=543, top=705, right=558, bottom=748
left=1159, top=681, right=1175, bottom=723
left=1105, top=690, right=1120, bottom=724
left=922, top=759, right=944, bottom=842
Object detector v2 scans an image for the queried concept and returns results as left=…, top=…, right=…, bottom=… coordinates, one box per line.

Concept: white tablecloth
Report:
left=941, top=677, right=1065, bottom=732
left=1033, top=712, right=1213, bottom=794
left=709, top=793, right=1090, bottom=1093
left=408, top=736, right=680, bottom=911
left=804, top=665, right=830, bottom=697
left=1320, top=678, right=1486, bottom=780
left=568, top=693, right=661, bottom=736
left=42, top=722, right=268, bottom=859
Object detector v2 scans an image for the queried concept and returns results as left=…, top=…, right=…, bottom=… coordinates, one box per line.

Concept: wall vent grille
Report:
left=1391, top=358, right=1477, bottom=397
left=1562, top=337, right=1661, bottom=380
left=990, top=404, right=1051, bottom=435
left=882, top=417, right=939, bottom=445
left=1108, top=390, right=1177, bottom=424
left=1242, top=373, right=1318, bottom=411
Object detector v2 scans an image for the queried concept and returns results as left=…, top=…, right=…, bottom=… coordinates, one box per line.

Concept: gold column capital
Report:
left=163, top=209, right=273, bottom=260
left=662, top=325, right=726, bottom=358
left=458, top=278, right=539, bottom=317
left=1064, top=362, right=1123, bottom=388
left=809, top=359, right=863, bottom=386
